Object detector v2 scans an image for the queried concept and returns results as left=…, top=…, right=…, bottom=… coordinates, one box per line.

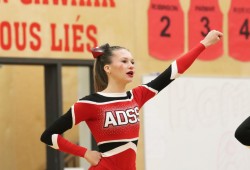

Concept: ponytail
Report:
left=91, top=44, right=126, bottom=92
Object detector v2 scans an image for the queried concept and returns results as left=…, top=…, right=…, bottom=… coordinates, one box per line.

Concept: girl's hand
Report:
left=84, top=150, right=102, bottom=166
left=200, top=30, right=223, bottom=48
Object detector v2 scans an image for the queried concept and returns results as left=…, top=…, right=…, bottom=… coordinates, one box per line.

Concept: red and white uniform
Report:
left=41, top=43, right=205, bottom=170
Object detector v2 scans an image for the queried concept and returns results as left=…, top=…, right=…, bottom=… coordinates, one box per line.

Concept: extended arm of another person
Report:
left=235, top=116, right=250, bottom=148
left=146, top=30, right=223, bottom=92
left=40, top=108, right=101, bottom=166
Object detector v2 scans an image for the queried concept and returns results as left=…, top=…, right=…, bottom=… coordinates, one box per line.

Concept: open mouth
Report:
left=126, top=71, right=134, bottom=77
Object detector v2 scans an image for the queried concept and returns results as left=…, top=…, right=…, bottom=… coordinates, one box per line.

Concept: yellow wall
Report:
left=0, top=66, right=46, bottom=170
left=1, top=0, right=250, bottom=170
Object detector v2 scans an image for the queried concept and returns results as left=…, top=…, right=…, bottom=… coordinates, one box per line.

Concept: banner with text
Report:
left=0, top=0, right=134, bottom=58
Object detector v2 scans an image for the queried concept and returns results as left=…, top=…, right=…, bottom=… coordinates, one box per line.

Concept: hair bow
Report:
left=91, top=43, right=110, bottom=58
